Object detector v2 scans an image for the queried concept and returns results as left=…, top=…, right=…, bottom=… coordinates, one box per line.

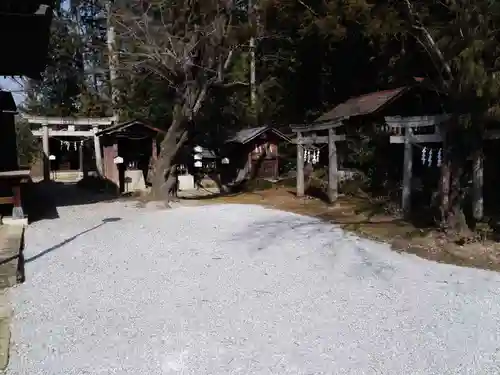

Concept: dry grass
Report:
left=185, top=187, right=500, bottom=272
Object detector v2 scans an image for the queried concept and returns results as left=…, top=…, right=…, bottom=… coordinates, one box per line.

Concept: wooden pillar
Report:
left=42, top=123, right=50, bottom=182
left=296, top=132, right=305, bottom=197
left=11, top=185, right=23, bottom=219
left=402, top=124, right=413, bottom=216
left=93, top=126, right=103, bottom=176
left=79, top=140, right=84, bottom=174
left=472, top=151, right=484, bottom=220
left=437, top=124, right=450, bottom=221
left=328, top=127, right=338, bottom=203
left=82, top=142, right=90, bottom=178
left=152, top=138, right=158, bottom=161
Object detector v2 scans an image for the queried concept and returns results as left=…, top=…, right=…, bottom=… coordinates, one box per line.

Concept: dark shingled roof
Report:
left=96, top=120, right=165, bottom=137
left=0, top=1, right=55, bottom=13
left=226, top=126, right=293, bottom=144
left=316, top=87, right=408, bottom=123
left=0, top=1, right=55, bottom=78
left=0, top=91, right=17, bottom=113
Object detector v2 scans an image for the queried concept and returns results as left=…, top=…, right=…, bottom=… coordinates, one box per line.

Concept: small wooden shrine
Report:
left=224, top=126, right=293, bottom=182
left=96, top=120, right=164, bottom=193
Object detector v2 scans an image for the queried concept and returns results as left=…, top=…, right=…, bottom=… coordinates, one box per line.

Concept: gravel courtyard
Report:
left=5, top=201, right=500, bottom=374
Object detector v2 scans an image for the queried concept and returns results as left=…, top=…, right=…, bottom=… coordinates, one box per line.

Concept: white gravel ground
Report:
left=4, top=202, right=500, bottom=374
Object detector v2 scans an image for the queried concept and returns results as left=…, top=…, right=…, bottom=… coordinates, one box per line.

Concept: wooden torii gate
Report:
left=24, top=115, right=117, bottom=181
left=291, top=120, right=346, bottom=203
left=387, top=115, right=500, bottom=220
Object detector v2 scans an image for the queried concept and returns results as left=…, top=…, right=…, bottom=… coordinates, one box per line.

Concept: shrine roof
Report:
left=225, top=126, right=292, bottom=144
left=0, top=1, right=55, bottom=78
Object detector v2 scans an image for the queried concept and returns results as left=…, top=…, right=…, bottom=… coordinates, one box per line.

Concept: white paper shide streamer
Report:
left=420, top=146, right=443, bottom=167
left=304, top=149, right=320, bottom=164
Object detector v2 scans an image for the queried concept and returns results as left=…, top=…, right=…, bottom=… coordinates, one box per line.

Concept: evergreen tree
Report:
left=24, top=0, right=110, bottom=117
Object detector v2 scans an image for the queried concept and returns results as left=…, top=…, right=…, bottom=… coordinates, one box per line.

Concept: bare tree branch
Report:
left=111, top=0, right=243, bottom=199
left=403, top=0, right=453, bottom=88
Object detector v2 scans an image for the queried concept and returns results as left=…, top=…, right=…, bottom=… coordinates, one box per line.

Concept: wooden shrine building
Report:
left=223, top=126, right=293, bottom=182
left=0, top=0, right=55, bottom=221
left=0, top=91, right=27, bottom=219
left=0, top=92, right=18, bottom=173
left=96, top=120, right=164, bottom=193
left=0, top=1, right=55, bottom=78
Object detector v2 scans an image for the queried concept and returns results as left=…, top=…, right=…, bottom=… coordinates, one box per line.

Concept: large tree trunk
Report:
left=151, top=131, right=189, bottom=199
left=150, top=80, right=212, bottom=200
left=439, top=154, right=452, bottom=228
left=447, top=159, right=470, bottom=236
left=150, top=104, right=188, bottom=200
left=439, top=124, right=451, bottom=229
left=439, top=118, right=472, bottom=237
left=147, top=45, right=234, bottom=200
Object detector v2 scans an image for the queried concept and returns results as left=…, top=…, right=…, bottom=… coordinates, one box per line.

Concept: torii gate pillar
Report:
left=93, top=125, right=103, bottom=176
left=42, top=123, right=50, bottom=182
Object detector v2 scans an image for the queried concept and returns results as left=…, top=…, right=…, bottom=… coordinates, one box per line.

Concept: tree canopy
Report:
left=21, top=0, right=500, bottom=228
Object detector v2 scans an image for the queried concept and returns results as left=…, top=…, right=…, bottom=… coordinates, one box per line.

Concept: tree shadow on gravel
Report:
left=24, top=217, right=122, bottom=264
left=24, top=181, right=121, bottom=223
left=228, top=216, right=398, bottom=281
left=228, top=217, right=338, bottom=253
